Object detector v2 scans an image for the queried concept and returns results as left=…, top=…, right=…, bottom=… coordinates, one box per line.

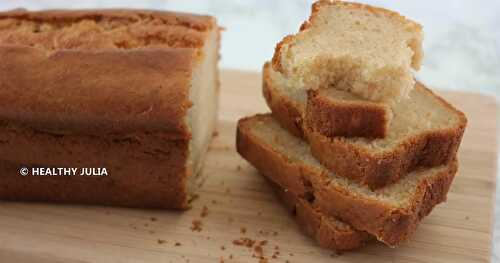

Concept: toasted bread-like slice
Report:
left=272, top=0, right=423, bottom=104
left=236, top=114, right=458, bottom=246
left=263, top=63, right=466, bottom=189
left=268, top=180, right=371, bottom=251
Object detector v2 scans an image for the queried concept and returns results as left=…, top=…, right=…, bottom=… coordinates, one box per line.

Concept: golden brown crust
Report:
left=0, top=9, right=219, bottom=137
left=0, top=130, right=191, bottom=209
left=262, top=63, right=304, bottom=138
left=262, top=65, right=467, bottom=189
left=313, top=162, right=457, bottom=246
left=268, top=180, right=372, bottom=251
left=306, top=89, right=391, bottom=138
left=271, top=0, right=423, bottom=73
left=0, top=46, right=195, bottom=138
left=0, top=9, right=215, bottom=31
left=0, top=9, right=217, bottom=51
left=236, top=114, right=458, bottom=246
left=310, top=1, right=422, bottom=32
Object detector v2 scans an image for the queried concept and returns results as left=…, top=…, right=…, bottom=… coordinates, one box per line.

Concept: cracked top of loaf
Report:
left=0, top=9, right=216, bottom=50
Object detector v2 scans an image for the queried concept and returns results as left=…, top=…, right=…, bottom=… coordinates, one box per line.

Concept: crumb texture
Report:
left=274, top=0, right=423, bottom=103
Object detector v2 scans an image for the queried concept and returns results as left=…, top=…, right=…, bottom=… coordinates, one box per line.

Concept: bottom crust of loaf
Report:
left=268, top=179, right=372, bottom=251
left=0, top=158, right=194, bottom=209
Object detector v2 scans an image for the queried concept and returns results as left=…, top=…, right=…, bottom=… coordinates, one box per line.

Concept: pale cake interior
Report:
left=277, top=1, right=422, bottom=103
left=186, top=28, right=219, bottom=195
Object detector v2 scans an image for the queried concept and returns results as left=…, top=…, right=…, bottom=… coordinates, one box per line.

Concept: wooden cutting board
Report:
left=0, top=70, right=497, bottom=263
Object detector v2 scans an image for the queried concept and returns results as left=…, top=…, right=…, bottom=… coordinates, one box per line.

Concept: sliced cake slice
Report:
left=263, top=63, right=466, bottom=189
left=237, top=114, right=458, bottom=247
left=268, top=179, right=372, bottom=251
left=272, top=0, right=423, bottom=104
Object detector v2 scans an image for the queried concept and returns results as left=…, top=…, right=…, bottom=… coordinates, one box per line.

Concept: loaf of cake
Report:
left=0, top=9, right=220, bottom=209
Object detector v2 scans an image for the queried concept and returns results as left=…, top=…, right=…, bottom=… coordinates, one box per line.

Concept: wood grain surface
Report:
left=0, top=70, right=497, bottom=263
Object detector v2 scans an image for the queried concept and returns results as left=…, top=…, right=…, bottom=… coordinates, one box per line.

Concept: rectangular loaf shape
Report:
left=0, top=9, right=220, bottom=209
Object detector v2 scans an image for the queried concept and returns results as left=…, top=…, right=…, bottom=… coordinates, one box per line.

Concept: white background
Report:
left=1, top=0, right=499, bottom=261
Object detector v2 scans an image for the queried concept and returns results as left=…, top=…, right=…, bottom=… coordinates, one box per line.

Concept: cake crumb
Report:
left=254, top=245, right=264, bottom=258
left=240, top=227, right=247, bottom=234
left=175, top=242, right=181, bottom=246
left=229, top=254, right=233, bottom=259
left=236, top=165, right=242, bottom=171
left=211, top=200, right=217, bottom=204
left=191, top=220, right=203, bottom=232
left=212, top=131, right=219, bottom=138
left=258, top=230, right=278, bottom=236
left=220, top=245, right=226, bottom=250
left=150, top=217, right=157, bottom=222
left=200, top=206, right=209, bottom=218
left=190, top=194, right=200, bottom=201
left=157, top=239, right=167, bottom=244
left=232, top=237, right=256, bottom=248
left=465, top=216, right=470, bottom=220
left=149, top=230, right=155, bottom=234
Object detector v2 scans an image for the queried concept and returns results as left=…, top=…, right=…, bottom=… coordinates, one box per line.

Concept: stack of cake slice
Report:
left=237, top=0, right=467, bottom=251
